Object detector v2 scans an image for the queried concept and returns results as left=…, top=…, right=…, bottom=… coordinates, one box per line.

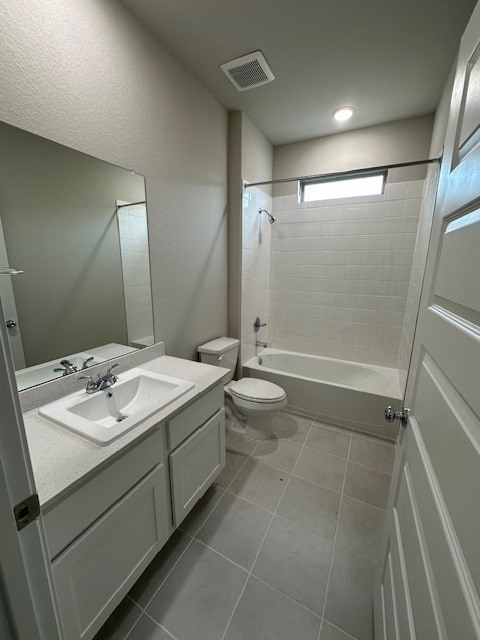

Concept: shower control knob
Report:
left=385, top=406, right=409, bottom=428
left=6, top=319, right=17, bottom=329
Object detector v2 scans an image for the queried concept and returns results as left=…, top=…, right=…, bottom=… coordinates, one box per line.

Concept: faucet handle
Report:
left=78, top=374, right=99, bottom=393
left=54, top=366, right=68, bottom=376
left=82, top=356, right=94, bottom=370
left=253, top=317, right=267, bottom=332
left=107, top=363, right=119, bottom=376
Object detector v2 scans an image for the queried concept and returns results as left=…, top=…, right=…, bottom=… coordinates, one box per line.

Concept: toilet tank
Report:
left=197, top=337, right=239, bottom=382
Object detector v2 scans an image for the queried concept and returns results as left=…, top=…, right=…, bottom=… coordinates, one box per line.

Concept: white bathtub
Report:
left=243, top=349, right=402, bottom=440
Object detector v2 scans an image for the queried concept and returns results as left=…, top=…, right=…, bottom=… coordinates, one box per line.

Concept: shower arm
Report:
left=258, top=208, right=276, bottom=223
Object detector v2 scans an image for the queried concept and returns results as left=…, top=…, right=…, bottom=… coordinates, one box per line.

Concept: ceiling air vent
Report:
left=221, top=51, right=275, bottom=91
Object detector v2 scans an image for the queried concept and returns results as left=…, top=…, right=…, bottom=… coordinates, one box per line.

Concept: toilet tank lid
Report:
left=198, top=337, right=240, bottom=355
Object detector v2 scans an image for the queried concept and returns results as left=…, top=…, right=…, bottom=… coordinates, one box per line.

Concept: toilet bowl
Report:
left=225, top=378, right=287, bottom=440
left=197, top=337, right=287, bottom=441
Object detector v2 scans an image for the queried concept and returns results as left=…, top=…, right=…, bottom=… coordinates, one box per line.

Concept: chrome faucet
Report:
left=79, top=364, right=119, bottom=394
left=60, top=359, right=77, bottom=374
left=54, top=359, right=77, bottom=376
left=256, top=340, right=268, bottom=348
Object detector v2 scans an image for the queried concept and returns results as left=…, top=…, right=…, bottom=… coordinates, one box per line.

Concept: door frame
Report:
left=0, top=293, right=61, bottom=640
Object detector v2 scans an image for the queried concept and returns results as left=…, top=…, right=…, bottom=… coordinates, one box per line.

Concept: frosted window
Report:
left=302, top=173, right=385, bottom=202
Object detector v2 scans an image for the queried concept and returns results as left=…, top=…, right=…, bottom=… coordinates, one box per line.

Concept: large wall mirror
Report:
left=0, top=121, right=154, bottom=391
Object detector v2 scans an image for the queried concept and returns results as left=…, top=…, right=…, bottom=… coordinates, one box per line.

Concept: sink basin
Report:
left=39, top=368, right=194, bottom=445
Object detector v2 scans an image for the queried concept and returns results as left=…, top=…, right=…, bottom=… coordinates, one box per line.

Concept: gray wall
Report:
left=227, top=111, right=273, bottom=356
left=241, top=114, right=274, bottom=195
left=0, top=0, right=228, bottom=361
left=0, top=121, right=145, bottom=367
left=272, top=115, right=435, bottom=196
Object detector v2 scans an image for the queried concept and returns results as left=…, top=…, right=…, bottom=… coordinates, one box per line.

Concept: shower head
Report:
left=259, top=208, right=276, bottom=224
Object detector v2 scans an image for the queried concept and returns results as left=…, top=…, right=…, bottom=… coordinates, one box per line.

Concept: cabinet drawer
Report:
left=44, top=429, right=164, bottom=559
left=170, top=408, right=225, bottom=527
left=167, top=384, right=223, bottom=450
left=52, top=464, right=169, bottom=640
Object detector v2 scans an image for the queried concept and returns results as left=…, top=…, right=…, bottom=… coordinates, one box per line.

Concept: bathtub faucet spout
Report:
left=256, top=340, right=268, bottom=348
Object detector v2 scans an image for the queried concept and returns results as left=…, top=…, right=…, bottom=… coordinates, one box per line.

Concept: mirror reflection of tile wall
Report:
left=117, top=201, right=154, bottom=348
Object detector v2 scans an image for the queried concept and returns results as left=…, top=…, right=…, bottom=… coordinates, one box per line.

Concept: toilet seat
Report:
left=228, top=378, right=286, bottom=404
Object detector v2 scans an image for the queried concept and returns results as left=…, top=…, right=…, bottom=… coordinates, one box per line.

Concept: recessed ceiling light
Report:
left=333, top=106, right=355, bottom=121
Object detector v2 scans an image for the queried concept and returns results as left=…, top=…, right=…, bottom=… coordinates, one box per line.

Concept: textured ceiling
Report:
left=122, top=0, right=476, bottom=145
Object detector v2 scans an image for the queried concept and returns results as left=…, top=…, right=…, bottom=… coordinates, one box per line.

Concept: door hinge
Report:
left=14, top=494, right=40, bottom=531
left=384, top=406, right=410, bottom=428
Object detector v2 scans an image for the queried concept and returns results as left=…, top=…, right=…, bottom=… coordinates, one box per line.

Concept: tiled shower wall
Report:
left=267, top=180, right=424, bottom=369
left=117, top=202, right=154, bottom=346
left=241, top=187, right=272, bottom=364
left=397, top=167, right=439, bottom=387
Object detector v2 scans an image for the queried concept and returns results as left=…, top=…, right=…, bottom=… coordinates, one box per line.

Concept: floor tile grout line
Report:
left=297, top=441, right=350, bottom=464
left=223, top=488, right=275, bottom=514
left=285, top=423, right=313, bottom=479
left=133, top=534, right=195, bottom=615
left=321, top=619, right=359, bottom=640
left=293, top=410, right=395, bottom=448
left=247, top=422, right=326, bottom=635
left=253, top=574, right=323, bottom=620
left=118, top=598, right=144, bottom=640
left=333, top=540, right=380, bottom=565
left=218, top=512, right=274, bottom=640
left=123, top=597, right=179, bottom=640
left=289, top=412, right=394, bottom=447
left=318, top=430, right=353, bottom=640
left=347, top=459, right=392, bottom=478
left=179, top=486, right=229, bottom=538
left=218, top=441, right=256, bottom=493
left=351, top=431, right=396, bottom=448
left=219, top=434, right=296, bottom=640
left=341, top=493, right=387, bottom=513
left=137, top=609, right=178, bottom=640
left=193, top=537, right=251, bottom=573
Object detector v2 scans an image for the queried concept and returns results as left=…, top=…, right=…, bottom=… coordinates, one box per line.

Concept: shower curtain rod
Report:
left=116, top=200, right=146, bottom=209
left=243, top=157, right=441, bottom=189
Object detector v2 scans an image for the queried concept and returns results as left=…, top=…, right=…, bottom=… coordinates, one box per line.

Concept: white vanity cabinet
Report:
left=52, top=465, right=168, bottom=640
left=44, top=429, right=170, bottom=640
left=43, top=382, right=225, bottom=640
left=166, top=384, right=225, bottom=527
left=169, top=408, right=225, bottom=526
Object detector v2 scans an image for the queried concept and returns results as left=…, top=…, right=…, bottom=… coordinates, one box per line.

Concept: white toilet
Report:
left=197, top=337, right=287, bottom=441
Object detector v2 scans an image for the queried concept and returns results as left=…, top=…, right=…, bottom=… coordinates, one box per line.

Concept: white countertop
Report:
left=23, top=355, right=227, bottom=510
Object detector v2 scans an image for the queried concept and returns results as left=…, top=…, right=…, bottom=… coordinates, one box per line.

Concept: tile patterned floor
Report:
left=95, top=412, right=395, bottom=640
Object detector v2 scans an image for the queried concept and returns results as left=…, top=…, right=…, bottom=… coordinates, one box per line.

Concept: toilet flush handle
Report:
left=217, top=355, right=224, bottom=361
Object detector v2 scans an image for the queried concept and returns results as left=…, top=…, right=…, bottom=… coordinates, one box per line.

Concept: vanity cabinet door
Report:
left=52, top=464, right=169, bottom=640
left=169, top=408, right=225, bottom=527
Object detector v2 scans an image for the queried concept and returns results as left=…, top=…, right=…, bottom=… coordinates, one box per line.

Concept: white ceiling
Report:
left=122, top=0, right=476, bottom=145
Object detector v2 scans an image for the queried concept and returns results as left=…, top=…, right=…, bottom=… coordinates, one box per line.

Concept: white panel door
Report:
left=0, top=217, right=25, bottom=369
left=374, top=4, right=480, bottom=639
left=0, top=294, right=61, bottom=640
